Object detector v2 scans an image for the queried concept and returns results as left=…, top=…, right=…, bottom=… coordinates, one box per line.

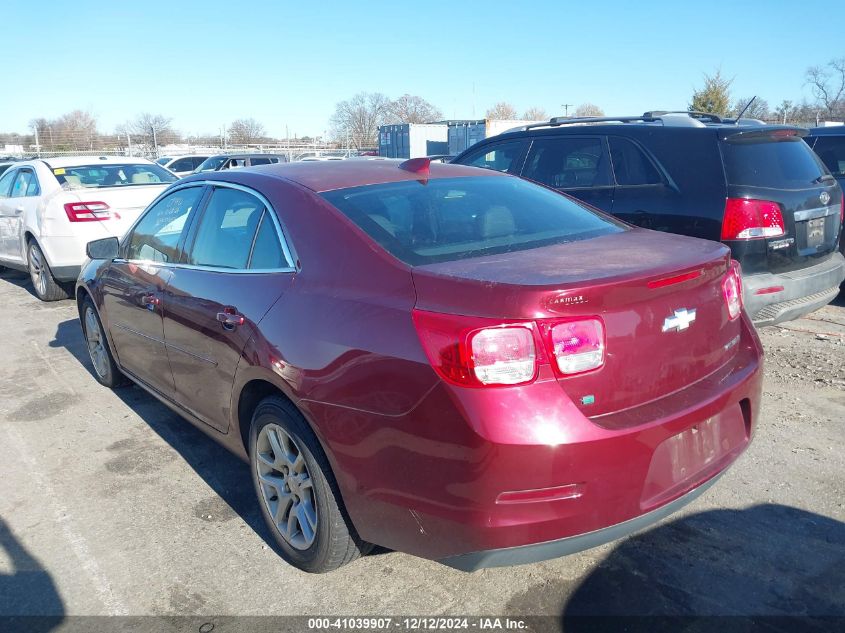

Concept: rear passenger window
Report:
left=0, top=170, right=16, bottom=198
left=522, top=137, right=612, bottom=188
left=248, top=212, right=285, bottom=269
left=459, top=141, right=524, bottom=172
left=169, top=158, right=194, bottom=172
left=609, top=137, right=663, bottom=186
left=186, top=188, right=265, bottom=269
left=11, top=170, right=39, bottom=197
left=127, top=187, right=203, bottom=263
left=810, top=136, right=845, bottom=176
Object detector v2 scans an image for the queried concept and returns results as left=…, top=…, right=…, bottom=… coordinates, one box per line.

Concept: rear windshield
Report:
left=52, top=163, right=177, bottom=189
left=810, top=136, right=845, bottom=177
left=321, top=176, right=626, bottom=266
left=721, top=136, right=828, bottom=189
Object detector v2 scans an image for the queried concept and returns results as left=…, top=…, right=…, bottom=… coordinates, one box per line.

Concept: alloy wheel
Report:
left=255, top=423, right=318, bottom=550
left=28, top=244, right=47, bottom=297
left=84, top=307, right=109, bottom=379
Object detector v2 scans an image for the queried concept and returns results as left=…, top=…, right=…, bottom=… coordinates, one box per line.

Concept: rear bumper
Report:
left=744, top=252, right=845, bottom=326
left=441, top=472, right=722, bottom=571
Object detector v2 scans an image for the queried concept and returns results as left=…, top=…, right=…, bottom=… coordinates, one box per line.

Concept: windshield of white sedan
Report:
left=52, top=164, right=177, bottom=189
left=322, top=176, right=626, bottom=265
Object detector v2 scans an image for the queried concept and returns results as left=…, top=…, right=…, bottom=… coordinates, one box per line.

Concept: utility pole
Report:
left=33, top=125, right=40, bottom=158
left=127, top=132, right=132, bottom=156
left=152, top=126, right=158, bottom=158
left=561, top=103, right=573, bottom=117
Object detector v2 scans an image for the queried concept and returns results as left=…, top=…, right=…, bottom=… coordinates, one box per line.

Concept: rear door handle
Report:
left=216, top=307, right=244, bottom=329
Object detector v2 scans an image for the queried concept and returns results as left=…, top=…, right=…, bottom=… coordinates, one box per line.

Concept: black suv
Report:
left=452, top=112, right=845, bottom=326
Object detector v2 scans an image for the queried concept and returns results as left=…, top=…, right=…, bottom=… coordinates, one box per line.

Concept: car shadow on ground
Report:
left=0, top=517, right=64, bottom=631
left=48, top=318, right=281, bottom=554
left=505, top=504, right=844, bottom=631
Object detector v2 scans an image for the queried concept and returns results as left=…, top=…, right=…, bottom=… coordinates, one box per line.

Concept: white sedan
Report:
left=0, top=156, right=177, bottom=300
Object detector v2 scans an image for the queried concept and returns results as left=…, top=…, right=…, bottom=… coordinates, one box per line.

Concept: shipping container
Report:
left=378, top=123, right=448, bottom=159
left=447, top=119, right=545, bottom=155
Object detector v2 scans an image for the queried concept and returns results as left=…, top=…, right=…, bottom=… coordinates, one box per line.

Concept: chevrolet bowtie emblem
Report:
left=662, top=308, right=697, bottom=332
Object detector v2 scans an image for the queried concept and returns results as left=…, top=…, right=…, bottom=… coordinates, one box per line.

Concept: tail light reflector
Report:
left=721, top=198, right=785, bottom=240
left=64, top=201, right=111, bottom=222
left=470, top=327, right=536, bottom=385
left=723, top=260, right=743, bottom=320
left=545, top=319, right=605, bottom=375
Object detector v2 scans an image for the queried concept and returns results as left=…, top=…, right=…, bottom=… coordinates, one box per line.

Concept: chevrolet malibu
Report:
left=76, top=159, right=763, bottom=573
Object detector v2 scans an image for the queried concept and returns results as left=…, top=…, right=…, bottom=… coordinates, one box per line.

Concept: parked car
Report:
left=0, top=156, right=177, bottom=300
left=193, top=153, right=287, bottom=173
left=452, top=112, right=845, bottom=326
left=805, top=126, right=845, bottom=258
left=77, top=159, right=762, bottom=573
left=156, top=155, right=210, bottom=177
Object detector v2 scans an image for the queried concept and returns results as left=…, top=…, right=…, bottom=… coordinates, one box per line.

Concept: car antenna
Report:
left=734, top=96, right=756, bottom=124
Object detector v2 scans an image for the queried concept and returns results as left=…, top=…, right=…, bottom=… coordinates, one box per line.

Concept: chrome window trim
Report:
left=121, top=180, right=297, bottom=273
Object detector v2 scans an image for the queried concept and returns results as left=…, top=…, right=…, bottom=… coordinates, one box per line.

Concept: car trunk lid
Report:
left=412, top=229, right=740, bottom=420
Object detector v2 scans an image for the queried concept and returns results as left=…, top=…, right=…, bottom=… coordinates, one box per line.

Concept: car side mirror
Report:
left=86, top=237, right=119, bottom=260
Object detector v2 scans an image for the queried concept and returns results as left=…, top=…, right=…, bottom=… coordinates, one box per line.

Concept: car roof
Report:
left=193, top=158, right=505, bottom=193
left=806, top=126, right=845, bottom=136
left=35, top=156, right=155, bottom=168
left=207, top=153, right=285, bottom=159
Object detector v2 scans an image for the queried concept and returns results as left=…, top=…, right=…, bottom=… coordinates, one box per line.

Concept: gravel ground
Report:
left=0, top=268, right=842, bottom=630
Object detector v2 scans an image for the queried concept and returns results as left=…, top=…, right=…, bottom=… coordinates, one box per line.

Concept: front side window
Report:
left=608, top=137, right=663, bottom=186
left=53, top=163, right=177, bottom=189
left=169, top=157, right=195, bottom=172
left=186, top=188, right=266, bottom=269
left=810, top=136, right=845, bottom=177
left=0, top=169, right=17, bottom=198
left=522, top=137, right=612, bottom=189
left=126, top=187, right=203, bottom=263
left=459, top=141, right=525, bottom=172
left=321, top=176, right=626, bottom=266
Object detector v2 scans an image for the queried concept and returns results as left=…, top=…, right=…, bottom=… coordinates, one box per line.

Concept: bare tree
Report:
left=486, top=102, right=518, bottom=120
left=124, top=113, right=178, bottom=153
left=522, top=107, right=548, bottom=121
left=228, top=118, right=267, bottom=145
left=330, top=92, right=392, bottom=150
left=388, top=94, right=443, bottom=124
left=806, top=58, right=845, bottom=117
left=731, top=97, right=770, bottom=120
left=574, top=103, right=605, bottom=117
left=53, top=110, right=98, bottom=150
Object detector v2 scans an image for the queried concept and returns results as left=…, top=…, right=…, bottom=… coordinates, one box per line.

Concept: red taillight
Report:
left=541, top=318, right=605, bottom=376
left=64, top=201, right=111, bottom=222
left=721, top=198, right=785, bottom=240
left=722, top=260, right=743, bottom=320
left=413, top=310, right=605, bottom=387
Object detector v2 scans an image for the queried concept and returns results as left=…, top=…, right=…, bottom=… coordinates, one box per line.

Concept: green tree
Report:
left=690, top=70, right=733, bottom=116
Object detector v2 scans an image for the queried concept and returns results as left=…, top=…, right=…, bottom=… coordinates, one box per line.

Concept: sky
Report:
left=2, top=0, right=842, bottom=138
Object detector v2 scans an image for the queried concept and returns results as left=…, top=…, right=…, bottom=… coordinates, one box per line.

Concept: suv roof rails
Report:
left=642, top=110, right=724, bottom=123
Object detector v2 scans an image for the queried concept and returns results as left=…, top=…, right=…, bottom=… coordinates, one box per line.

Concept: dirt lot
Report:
left=0, top=267, right=843, bottom=628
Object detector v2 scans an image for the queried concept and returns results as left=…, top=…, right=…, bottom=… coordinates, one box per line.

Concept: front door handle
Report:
left=216, top=307, right=244, bottom=329
left=141, top=293, right=160, bottom=310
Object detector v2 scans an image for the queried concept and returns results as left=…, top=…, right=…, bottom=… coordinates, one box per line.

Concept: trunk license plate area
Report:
left=806, top=217, right=826, bottom=248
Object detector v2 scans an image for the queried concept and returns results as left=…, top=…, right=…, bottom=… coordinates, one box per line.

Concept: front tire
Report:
left=249, top=396, right=369, bottom=573
left=80, top=297, right=128, bottom=388
left=27, top=241, right=68, bottom=301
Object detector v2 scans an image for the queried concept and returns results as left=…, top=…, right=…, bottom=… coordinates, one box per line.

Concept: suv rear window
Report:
left=721, top=136, right=827, bottom=189
left=53, top=163, right=177, bottom=189
left=810, top=136, right=845, bottom=177
left=321, top=176, right=625, bottom=266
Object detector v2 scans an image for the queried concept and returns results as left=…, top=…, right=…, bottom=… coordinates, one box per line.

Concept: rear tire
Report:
left=249, top=396, right=370, bottom=573
left=27, top=240, right=68, bottom=301
left=80, top=297, right=129, bottom=388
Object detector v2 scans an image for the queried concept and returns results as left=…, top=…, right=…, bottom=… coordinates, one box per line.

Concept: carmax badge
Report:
left=662, top=308, right=696, bottom=332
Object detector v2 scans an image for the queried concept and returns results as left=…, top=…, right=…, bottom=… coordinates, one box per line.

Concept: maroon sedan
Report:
left=76, top=159, right=763, bottom=573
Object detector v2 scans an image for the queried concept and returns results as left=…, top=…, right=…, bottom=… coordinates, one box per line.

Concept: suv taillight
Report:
left=721, top=198, right=785, bottom=240
left=723, top=260, right=743, bottom=320
left=64, top=201, right=111, bottom=222
left=412, top=310, right=605, bottom=387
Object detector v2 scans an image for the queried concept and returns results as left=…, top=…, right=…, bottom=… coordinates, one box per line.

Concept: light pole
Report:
left=560, top=103, right=573, bottom=117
